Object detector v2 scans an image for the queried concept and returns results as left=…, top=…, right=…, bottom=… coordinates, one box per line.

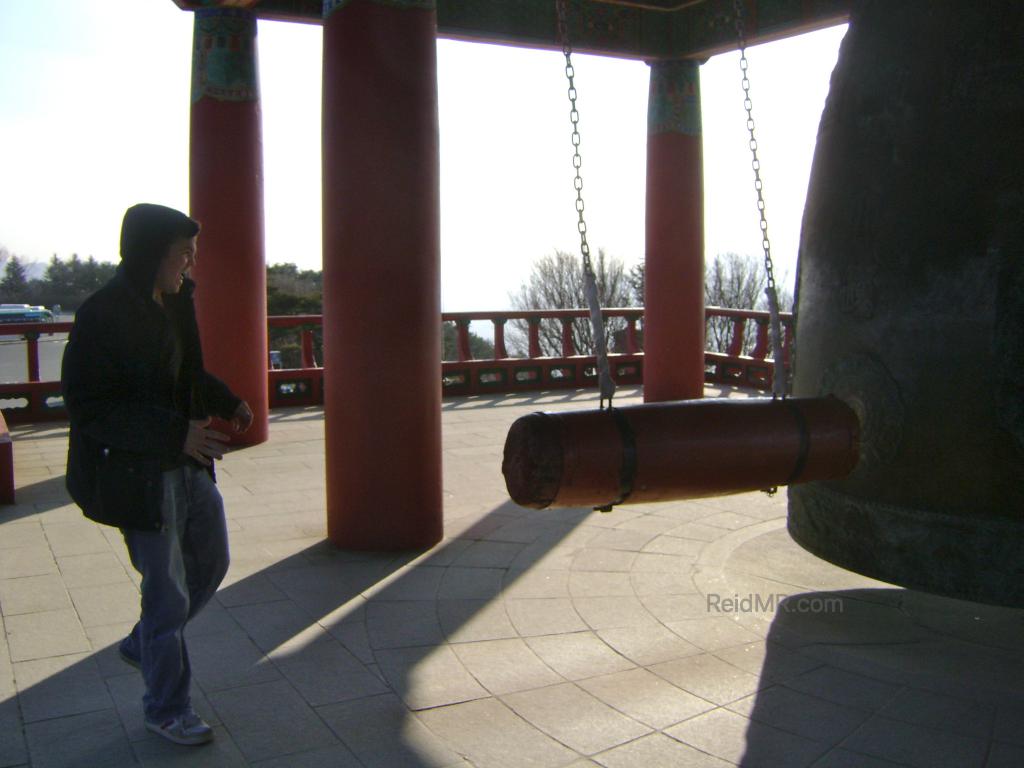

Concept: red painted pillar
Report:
left=322, top=0, right=442, bottom=550
left=644, top=59, right=705, bottom=402
left=188, top=8, right=269, bottom=445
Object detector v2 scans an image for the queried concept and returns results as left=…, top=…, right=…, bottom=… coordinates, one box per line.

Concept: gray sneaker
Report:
left=145, top=710, right=214, bottom=746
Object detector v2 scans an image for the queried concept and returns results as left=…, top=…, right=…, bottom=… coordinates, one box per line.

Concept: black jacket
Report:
left=62, top=268, right=240, bottom=530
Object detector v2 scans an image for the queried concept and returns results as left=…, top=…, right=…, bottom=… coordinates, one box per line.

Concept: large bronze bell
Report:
left=788, top=0, right=1024, bottom=607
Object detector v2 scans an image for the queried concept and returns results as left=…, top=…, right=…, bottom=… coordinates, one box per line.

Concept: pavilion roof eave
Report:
left=170, top=0, right=851, bottom=61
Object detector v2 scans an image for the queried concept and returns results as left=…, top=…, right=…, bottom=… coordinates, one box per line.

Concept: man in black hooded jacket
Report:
left=62, top=203, right=252, bottom=746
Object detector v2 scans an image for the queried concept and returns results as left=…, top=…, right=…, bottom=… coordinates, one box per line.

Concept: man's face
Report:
left=154, top=236, right=198, bottom=298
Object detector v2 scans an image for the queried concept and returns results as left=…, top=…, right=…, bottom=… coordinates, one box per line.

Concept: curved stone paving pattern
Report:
left=1, top=385, right=1022, bottom=766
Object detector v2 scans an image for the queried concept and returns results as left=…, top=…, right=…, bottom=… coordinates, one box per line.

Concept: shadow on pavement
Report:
left=739, top=588, right=1024, bottom=767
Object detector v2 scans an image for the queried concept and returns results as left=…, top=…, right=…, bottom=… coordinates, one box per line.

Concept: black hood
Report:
left=119, top=203, right=200, bottom=297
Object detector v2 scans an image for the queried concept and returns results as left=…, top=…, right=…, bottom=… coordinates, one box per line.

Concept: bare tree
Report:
left=705, top=252, right=793, bottom=354
left=623, top=254, right=792, bottom=355
left=508, top=249, right=632, bottom=356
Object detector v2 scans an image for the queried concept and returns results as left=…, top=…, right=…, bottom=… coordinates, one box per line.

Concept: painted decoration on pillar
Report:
left=323, top=0, right=435, bottom=20
left=191, top=9, right=259, bottom=103
left=648, top=60, right=701, bottom=136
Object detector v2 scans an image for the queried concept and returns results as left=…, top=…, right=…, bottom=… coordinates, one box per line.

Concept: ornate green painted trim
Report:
left=648, top=59, right=701, bottom=136
left=323, top=0, right=435, bottom=21
left=191, top=9, right=259, bottom=104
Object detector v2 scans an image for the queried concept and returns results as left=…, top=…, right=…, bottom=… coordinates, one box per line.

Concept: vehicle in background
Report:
left=0, top=304, right=55, bottom=324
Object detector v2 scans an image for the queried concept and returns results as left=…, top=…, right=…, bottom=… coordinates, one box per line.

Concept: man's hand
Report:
left=184, top=418, right=229, bottom=466
left=231, top=401, right=254, bottom=434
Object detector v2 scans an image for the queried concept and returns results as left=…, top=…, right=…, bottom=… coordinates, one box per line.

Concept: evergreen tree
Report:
left=1, top=255, right=30, bottom=302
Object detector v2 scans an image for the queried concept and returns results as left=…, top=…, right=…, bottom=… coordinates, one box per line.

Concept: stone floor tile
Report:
left=364, top=565, right=446, bottom=601
left=586, top=528, right=657, bottom=552
left=0, top=696, right=27, bottom=767
left=573, top=595, right=660, bottom=630
left=188, top=598, right=243, bottom=638
left=319, top=602, right=375, bottom=664
left=208, top=679, right=339, bottom=763
left=24, top=708, right=135, bottom=768
left=713, top=640, right=820, bottom=684
left=580, top=667, right=716, bottom=729
left=568, top=571, right=635, bottom=598
left=0, top=573, right=71, bottom=615
left=249, top=744, right=362, bottom=768
left=666, top=522, right=730, bottom=542
left=452, top=637, right=564, bottom=694
left=452, top=541, right=526, bottom=569
left=55, top=552, right=131, bottom=589
left=41, top=522, right=111, bottom=557
left=132, top=725, right=249, bottom=767
left=502, top=682, right=651, bottom=755
left=270, top=563, right=383, bottom=618
left=666, top=707, right=827, bottom=768
left=502, top=568, right=571, bottom=599
left=84, top=628, right=134, bottom=679
left=641, top=593, right=712, bottom=623
left=68, top=582, right=141, bottom=627
left=630, top=552, right=697, bottom=573
left=438, top=566, right=505, bottom=599
left=319, top=693, right=463, bottom=767
left=366, top=599, right=444, bottom=649
left=0, top=545, right=58, bottom=580
left=418, top=697, right=579, bottom=768
left=526, top=632, right=635, bottom=681
left=438, top=598, right=518, bottom=643
left=840, top=715, right=988, bottom=768
left=667, top=617, right=764, bottom=651
left=375, top=645, right=489, bottom=710
left=598, top=624, right=702, bottom=666
left=105, top=670, right=153, bottom=741
left=615, top=515, right=685, bottom=536
left=508, top=541, right=577, bottom=571
left=13, top=652, right=113, bottom=723
left=229, top=599, right=319, bottom=653
left=878, top=686, right=996, bottom=738
left=698, top=511, right=761, bottom=531
left=0, top=521, right=47, bottom=550
left=216, top=572, right=289, bottom=608
left=642, top=534, right=708, bottom=558
left=651, top=653, right=767, bottom=705
left=726, top=685, right=870, bottom=745
left=595, top=732, right=733, bottom=768
left=271, top=635, right=389, bottom=707
left=4, top=607, right=90, bottom=661
left=6, top=395, right=1022, bottom=768
left=189, top=629, right=282, bottom=693
left=782, top=665, right=903, bottom=712
left=506, top=597, right=588, bottom=636
left=622, top=573, right=696, bottom=606
left=571, top=549, right=637, bottom=573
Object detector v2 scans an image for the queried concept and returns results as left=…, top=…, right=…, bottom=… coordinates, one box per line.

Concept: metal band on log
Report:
left=503, top=397, right=860, bottom=510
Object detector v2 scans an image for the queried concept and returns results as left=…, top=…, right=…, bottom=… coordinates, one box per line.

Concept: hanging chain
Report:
left=732, top=0, right=786, bottom=399
left=556, top=0, right=616, bottom=409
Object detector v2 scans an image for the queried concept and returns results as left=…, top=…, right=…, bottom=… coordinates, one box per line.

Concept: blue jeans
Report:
left=121, top=464, right=229, bottom=723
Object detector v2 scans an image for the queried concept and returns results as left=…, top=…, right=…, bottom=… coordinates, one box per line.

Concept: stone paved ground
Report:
left=1, top=385, right=1022, bottom=767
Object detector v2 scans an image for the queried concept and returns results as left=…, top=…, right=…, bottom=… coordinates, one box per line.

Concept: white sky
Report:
left=0, top=0, right=847, bottom=311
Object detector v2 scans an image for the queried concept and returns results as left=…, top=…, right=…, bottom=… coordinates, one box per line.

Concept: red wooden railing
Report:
left=0, top=308, right=793, bottom=421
